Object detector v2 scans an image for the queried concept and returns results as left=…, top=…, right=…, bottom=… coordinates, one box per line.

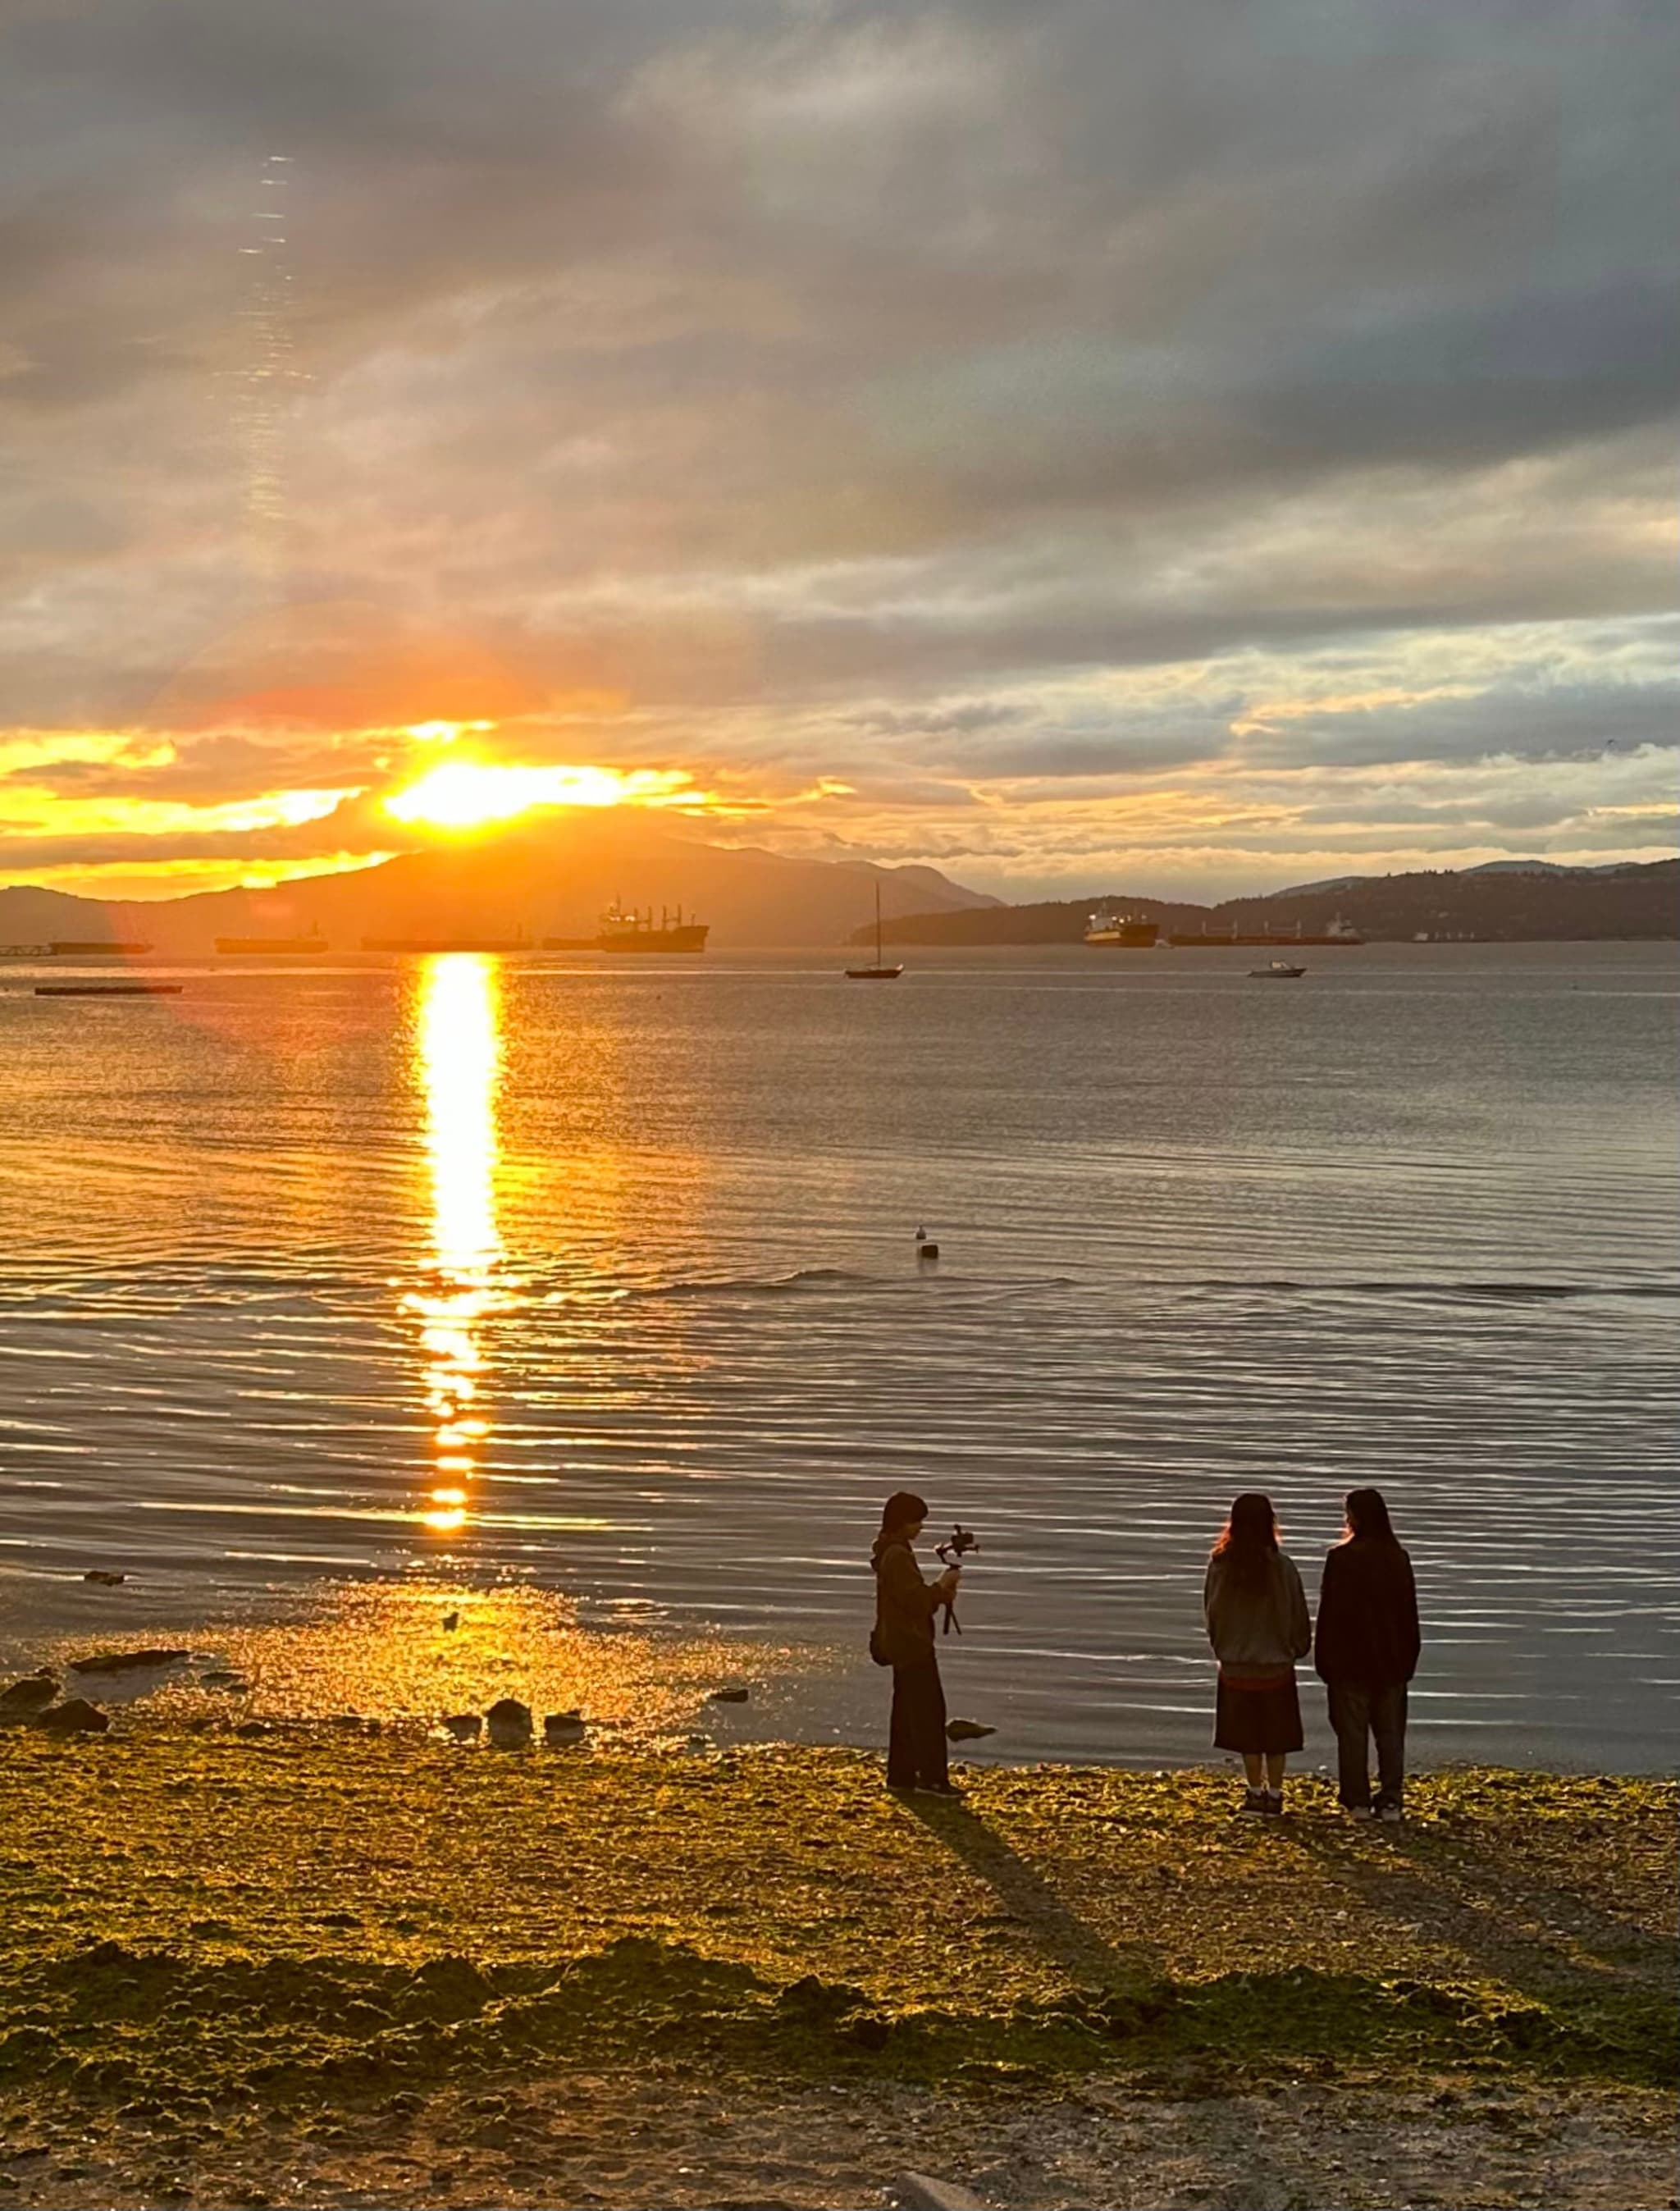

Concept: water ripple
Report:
left=0, top=947, right=1674, bottom=1766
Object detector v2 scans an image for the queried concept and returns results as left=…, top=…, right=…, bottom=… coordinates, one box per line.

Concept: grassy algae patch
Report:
left=0, top=1732, right=1672, bottom=2106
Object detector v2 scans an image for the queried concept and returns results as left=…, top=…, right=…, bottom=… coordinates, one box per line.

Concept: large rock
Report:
left=485, top=1697, right=533, bottom=1750
left=897, top=2174, right=991, bottom=2211
left=0, top=1674, right=59, bottom=1717
left=443, top=1713, right=482, bottom=1743
left=67, top=1648, right=189, bottom=1676
left=543, top=1710, right=586, bottom=1746
left=36, top=1698, right=111, bottom=1734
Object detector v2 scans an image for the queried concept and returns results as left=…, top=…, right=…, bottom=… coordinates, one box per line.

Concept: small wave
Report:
left=1189, top=1277, right=1679, bottom=1304
left=1358, top=1279, right=1678, bottom=1303
left=627, top=1266, right=874, bottom=1302
left=624, top=1265, right=1093, bottom=1304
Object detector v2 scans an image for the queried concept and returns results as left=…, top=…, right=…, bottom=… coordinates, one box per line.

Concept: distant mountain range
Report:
left=0, top=813, right=997, bottom=953
left=860, top=860, right=1679, bottom=946
left=4, top=832, right=1672, bottom=953
left=1279, top=858, right=1651, bottom=893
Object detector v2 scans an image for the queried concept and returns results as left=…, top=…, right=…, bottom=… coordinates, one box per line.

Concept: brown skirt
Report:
left=1214, top=1670, right=1303, bottom=1754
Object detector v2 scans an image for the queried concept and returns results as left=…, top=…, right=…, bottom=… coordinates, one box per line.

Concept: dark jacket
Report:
left=871, top=1531, right=943, bottom=1667
left=1314, top=1537, right=1421, bottom=1687
left=1203, top=1550, right=1312, bottom=1674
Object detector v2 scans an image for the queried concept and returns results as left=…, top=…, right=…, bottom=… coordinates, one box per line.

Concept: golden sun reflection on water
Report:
left=404, top=955, right=505, bottom=1537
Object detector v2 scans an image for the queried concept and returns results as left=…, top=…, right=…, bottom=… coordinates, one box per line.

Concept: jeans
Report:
left=1326, top=1680, right=1408, bottom=1809
left=888, top=1657, right=949, bottom=1788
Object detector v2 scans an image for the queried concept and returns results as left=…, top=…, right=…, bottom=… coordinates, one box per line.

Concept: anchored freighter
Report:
left=1083, top=911, right=1161, bottom=948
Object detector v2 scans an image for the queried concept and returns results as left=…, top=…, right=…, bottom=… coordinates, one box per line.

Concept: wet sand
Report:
left=0, top=1726, right=1673, bottom=2209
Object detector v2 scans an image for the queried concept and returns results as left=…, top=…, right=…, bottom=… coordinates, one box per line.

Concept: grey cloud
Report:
left=802, top=775, right=984, bottom=811
left=1290, top=785, right=1659, bottom=834
left=844, top=703, right=1025, bottom=738
left=942, top=724, right=1231, bottom=780
left=0, top=0, right=1673, bottom=870
left=1241, top=674, right=1680, bottom=770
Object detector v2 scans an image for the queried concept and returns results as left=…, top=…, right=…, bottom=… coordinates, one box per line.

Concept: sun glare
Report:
left=404, top=718, right=495, bottom=745
left=384, top=760, right=696, bottom=830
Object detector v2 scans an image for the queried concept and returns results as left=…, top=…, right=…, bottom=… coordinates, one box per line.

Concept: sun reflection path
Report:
left=405, top=955, right=506, bottom=1538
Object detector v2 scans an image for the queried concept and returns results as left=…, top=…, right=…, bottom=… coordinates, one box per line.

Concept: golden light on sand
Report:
left=97, top=1582, right=828, bottom=1733
left=384, top=759, right=699, bottom=830
left=404, top=954, right=506, bottom=1537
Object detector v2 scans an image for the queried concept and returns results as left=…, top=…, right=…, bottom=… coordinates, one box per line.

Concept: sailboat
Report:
left=845, top=884, right=904, bottom=980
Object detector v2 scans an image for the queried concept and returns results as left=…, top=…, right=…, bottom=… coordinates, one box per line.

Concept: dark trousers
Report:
left=1326, top=1680, right=1408, bottom=1809
left=888, top=1657, right=948, bottom=1788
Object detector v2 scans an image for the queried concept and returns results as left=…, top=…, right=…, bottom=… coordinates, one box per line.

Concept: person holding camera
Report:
left=870, top=1490, right=963, bottom=1797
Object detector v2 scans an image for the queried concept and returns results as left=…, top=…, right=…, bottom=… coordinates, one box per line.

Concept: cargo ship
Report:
left=1084, top=910, right=1161, bottom=948
left=47, top=939, right=153, bottom=957
left=216, top=928, right=328, bottom=955
left=1168, top=916, right=1363, bottom=948
left=547, top=903, right=709, bottom=954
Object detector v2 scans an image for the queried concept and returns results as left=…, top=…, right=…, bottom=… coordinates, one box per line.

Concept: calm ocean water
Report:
left=1, top=943, right=1675, bottom=1768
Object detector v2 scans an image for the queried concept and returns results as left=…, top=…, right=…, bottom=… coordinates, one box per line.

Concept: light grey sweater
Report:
left=1203, top=1550, right=1312, bottom=1674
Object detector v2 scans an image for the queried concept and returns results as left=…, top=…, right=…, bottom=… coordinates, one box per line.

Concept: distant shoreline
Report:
left=1, top=934, right=1678, bottom=964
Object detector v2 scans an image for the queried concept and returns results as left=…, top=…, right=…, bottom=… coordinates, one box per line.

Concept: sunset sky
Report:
left=1, top=1, right=1673, bottom=904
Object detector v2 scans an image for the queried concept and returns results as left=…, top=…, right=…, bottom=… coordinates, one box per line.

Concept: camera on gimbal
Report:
left=934, top=1525, right=979, bottom=1632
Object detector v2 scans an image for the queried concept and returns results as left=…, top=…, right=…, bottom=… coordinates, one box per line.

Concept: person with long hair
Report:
left=1203, top=1492, right=1312, bottom=1814
left=870, top=1491, right=963, bottom=1797
left=1313, top=1487, right=1421, bottom=1821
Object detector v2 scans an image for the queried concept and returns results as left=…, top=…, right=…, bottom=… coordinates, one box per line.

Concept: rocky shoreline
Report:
left=0, top=1724, right=1673, bottom=2209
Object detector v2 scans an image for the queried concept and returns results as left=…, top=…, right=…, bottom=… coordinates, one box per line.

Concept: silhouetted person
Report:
left=1314, top=1487, right=1421, bottom=1821
left=1204, top=1492, right=1312, bottom=1815
left=870, top=1490, right=962, bottom=1797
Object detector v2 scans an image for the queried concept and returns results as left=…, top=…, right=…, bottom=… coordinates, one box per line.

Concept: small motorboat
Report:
left=1249, top=961, right=1306, bottom=980
left=845, top=885, right=904, bottom=980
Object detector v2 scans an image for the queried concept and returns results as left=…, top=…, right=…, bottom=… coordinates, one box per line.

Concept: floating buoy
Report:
left=915, top=1224, right=940, bottom=1263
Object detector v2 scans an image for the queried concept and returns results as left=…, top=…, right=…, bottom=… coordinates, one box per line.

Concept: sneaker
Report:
left=1375, top=1802, right=1404, bottom=1825
left=1343, top=1802, right=1374, bottom=1820
left=1239, top=1787, right=1267, bottom=1815
left=1261, top=1789, right=1284, bottom=1816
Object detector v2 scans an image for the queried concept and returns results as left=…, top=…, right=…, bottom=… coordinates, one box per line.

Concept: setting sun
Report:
left=384, top=760, right=698, bottom=830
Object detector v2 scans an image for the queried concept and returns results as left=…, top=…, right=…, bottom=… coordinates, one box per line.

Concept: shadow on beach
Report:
left=897, top=1789, right=1164, bottom=1994
left=1269, top=1795, right=1674, bottom=2054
